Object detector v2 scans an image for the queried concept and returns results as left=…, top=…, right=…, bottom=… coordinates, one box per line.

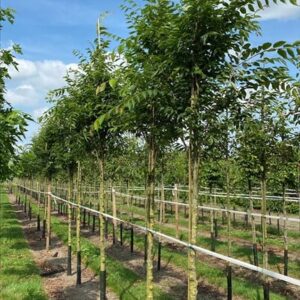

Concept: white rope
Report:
left=49, top=191, right=300, bottom=286
left=17, top=184, right=300, bottom=287
left=17, top=187, right=300, bottom=286
left=17, top=186, right=298, bottom=224
left=115, top=191, right=300, bottom=224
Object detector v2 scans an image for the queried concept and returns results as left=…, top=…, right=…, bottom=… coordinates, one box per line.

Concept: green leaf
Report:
left=93, top=114, right=106, bottom=131
left=277, top=49, right=287, bottom=59
left=257, top=0, right=264, bottom=9
left=273, top=41, right=286, bottom=48
left=262, top=42, right=272, bottom=50
left=286, top=48, right=295, bottom=58
left=96, top=82, right=106, bottom=95
left=248, top=4, right=255, bottom=11
left=240, top=7, right=247, bottom=14
left=109, top=78, right=117, bottom=89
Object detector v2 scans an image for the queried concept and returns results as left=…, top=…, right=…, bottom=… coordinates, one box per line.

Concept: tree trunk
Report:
left=98, top=152, right=106, bottom=300
left=112, top=187, right=117, bottom=237
left=46, top=181, right=51, bottom=251
left=76, top=163, right=82, bottom=285
left=67, top=170, right=73, bottom=276
left=146, top=135, right=156, bottom=300
left=249, top=180, right=258, bottom=266
left=261, top=174, right=268, bottom=271
left=161, top=181, right=165, bottom=223
left=210, top=185, right=215, bottom=251
left=188, top=141, right=199, bottom=299
left=188, top=79, right=200, bottom=300
left=226, top=168, right=231, bottom=257
left=283, top=183, right=288, bottom=275
left=37, top=181, right=41, bottom=231
left=174, top=184, right=179, bottom=239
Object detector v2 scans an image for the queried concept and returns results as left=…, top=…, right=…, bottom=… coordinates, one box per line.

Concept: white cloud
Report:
left=33, top=106, right=49, bottom=121
left=5, top=59, right=76, bottom=144
left=6, top=84, right=39, bottom=106
left=5, top=59, right=76, bottom=108
left=10, top=60, right=37, bottom=79
left=259, top=2, right=300, bottom=20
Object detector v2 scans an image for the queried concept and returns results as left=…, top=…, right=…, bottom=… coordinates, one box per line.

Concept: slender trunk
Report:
left=146, top=135, right=156, bottom=300
left=188, top=80, right=199, bottom=300
left=188, top=140, right=199, bottom=299
left=226, top=168, right=231, bottom=257
left=160, top=179, right=165, bottom=224
left=112, top=187, right=117, bottom=237
left=210, top=186, right=215, bottom=251
left=44, top=181, right=47, bottom=221
left=68, top=172, right=73, bottom=248
left=260, top=92, right=269, bottom=289
left=98, top=152, right=106, bottom=300
left=46, top=181, right=51, bottom=251
left=67, top=170, right=73, bottom=276
left=261, top=173, right=268, bottom=270
left=161, top=181, right=165, bottom=223
left=213, top=189, right=217, bottom=238
left=76, top=163, right=82, bottom=285
left=37, top=181, right=41, bottom=231
left=249, top=180, right=258, bottom=266
left=283, top=183, right=288, bottom=275
left=174, top=184, right=179, bottom=239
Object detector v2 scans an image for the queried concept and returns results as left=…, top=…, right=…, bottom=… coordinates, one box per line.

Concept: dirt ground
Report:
left=8, top=194, right=118, bottom=300
left=11, top=191, right=300, bottom=300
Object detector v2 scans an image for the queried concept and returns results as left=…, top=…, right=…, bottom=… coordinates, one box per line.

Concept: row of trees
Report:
left=0, top=7, right=30, bottom=181
left=16, top=0, right=300, bottom=299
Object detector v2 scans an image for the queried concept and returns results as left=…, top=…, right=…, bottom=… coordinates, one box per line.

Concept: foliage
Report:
left=0, top=7, right=30, bottom=181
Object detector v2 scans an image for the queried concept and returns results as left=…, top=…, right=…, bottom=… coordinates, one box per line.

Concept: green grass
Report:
left=0, top=189, right=47, bottom=300
left=116, top=201, right=300, bottom=278
left=111, top=201, right=298, bottom=299
left=23, top=193, right=173, bottom=300
left=86, top=200, right=289, bottom=299
left=118, top=218, right=287, bottom=299
left=21, top=190, right=295, bottom=299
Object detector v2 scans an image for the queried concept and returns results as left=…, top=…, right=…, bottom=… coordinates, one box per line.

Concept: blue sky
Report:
left=2, top=0, right=300, bottom=143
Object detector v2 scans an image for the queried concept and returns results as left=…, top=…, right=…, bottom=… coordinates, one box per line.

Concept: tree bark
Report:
left=188, top=139, right=199, bottom=300
left=249, top=180, right=258, bottom=266
left=146, top=135, right=156, bottom=300
left=67, top=170, right=73, bottom=276
left=98, top=151, right=106, bottom=300
left=187, top=78, right=200, bottom=300
left=283, top=183, right=288, bottom=275
left=174, top=184, right=179, bottom=239
left=76, top=163, right=82, bottom=285
left=46, top=181, right=51, bottom=251
left=261, top=173, right=268, bottom=272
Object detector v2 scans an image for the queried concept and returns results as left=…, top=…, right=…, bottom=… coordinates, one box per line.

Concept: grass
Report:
left=0, top=188, right=47, bottom=300
left=86, top=198, right=290, bottom=299
left=109, top=200, right=298, bottom=299
left=22, top=192, right=173, bottom=300
left=20, top=189, right=296, bottom=299
left=119, top=218, right=287, bottom=300
left=116, top=200, right=300, bottom=277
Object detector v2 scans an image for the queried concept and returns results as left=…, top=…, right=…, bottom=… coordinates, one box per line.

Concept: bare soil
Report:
left=58, top=208, right=231, bottom=299
left=8, top=194, right=118, bottom=300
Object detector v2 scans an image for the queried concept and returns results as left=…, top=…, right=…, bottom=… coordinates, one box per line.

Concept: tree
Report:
left=0, top=7, right=30, bottom=181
